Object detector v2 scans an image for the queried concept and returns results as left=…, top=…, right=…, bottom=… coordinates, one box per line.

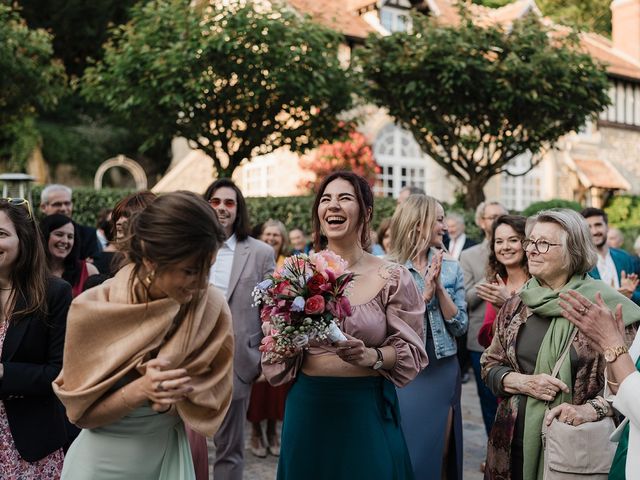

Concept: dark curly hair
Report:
left=486, top=215, right=528, bottom=281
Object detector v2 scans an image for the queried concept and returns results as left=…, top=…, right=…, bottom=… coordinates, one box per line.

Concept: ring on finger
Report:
left=157, top=381, right=165, bottom=392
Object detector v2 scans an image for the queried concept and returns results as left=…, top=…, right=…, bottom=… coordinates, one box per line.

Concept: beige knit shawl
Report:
left=53, top=264, right=234, bottom=436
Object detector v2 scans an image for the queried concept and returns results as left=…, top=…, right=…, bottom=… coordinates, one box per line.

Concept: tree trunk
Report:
left=463, top=178, right=488, bottom=210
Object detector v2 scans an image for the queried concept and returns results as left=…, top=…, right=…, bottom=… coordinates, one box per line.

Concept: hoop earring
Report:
left=144, top=270, right=156, bottom=286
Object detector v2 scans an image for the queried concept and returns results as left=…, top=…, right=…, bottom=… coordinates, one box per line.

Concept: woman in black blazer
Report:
left=0, top=198, right=72, bottom=477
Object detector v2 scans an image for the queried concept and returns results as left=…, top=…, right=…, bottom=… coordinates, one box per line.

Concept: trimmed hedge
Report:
left=521, top=199, right=582, bottom=217
left=606, top=195, right=640, bottom=253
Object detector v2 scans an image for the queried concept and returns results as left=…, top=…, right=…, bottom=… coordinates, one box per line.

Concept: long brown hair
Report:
left=311, top=171, right=373, bottom=251
left=0, top=200, right=48, bottom=318
left=125, top=191, right=226, bottom=295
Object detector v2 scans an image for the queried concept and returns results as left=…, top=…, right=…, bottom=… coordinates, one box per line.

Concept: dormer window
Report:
left=380, top=0, right=411, bottom=32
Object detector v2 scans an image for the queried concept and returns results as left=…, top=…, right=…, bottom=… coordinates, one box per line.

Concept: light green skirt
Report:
left=61, top=406, right=195, bottom=479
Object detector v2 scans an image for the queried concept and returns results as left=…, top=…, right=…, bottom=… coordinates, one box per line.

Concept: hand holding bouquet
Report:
left=252, top=250, right=354, bottom=363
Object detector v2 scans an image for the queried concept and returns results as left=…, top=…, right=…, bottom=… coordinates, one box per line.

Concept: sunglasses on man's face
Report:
left=1, top=198, right=33, bottom=220
left=208, top=198, right=236, bottom=208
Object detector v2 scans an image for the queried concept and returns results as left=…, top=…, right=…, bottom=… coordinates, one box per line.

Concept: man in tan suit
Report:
left=459, top=200, right=507, bottom=436
left=205, top=179, right=276, bottom=480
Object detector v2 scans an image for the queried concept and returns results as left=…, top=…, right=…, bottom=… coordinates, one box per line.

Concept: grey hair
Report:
left=41, top=184, right=72, bottom=204
left=474, top=200, right=506, bottom=226
left=526, top=208, right=597, bottom=276
left=445, top=212, right=465, bottom=227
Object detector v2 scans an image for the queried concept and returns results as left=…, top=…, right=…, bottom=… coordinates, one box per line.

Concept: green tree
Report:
left=0, top=4, right=66, bottom=169
left=537, top=0, right=611, bottom=36
left=81, top=0, right=355, bottom=179
left=473, top=0, right=611, bottom=36
left=16, top=0, right=140, bottom=79
left=358, top=12, right=610, bottom=209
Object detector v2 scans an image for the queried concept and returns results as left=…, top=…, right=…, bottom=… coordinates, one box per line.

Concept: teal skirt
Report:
left=277, top=374, right=414, bottom=480
left=61, top=406, right=195, bottom=479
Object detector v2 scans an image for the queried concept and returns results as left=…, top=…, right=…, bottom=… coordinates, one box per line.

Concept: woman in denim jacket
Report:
left=389, top=194, right=468, bottom=480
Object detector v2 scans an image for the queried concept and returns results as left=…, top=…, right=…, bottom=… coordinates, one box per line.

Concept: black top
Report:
left=75, top=222, right=100, bottom=260
left=0, top=277, right=72, bottom=462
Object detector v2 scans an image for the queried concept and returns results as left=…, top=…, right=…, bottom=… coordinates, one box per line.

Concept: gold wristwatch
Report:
left=603, top=345, right=629, bottom=363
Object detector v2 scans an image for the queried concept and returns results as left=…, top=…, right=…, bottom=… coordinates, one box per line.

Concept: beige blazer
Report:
left=459, top=240, right=489, bottom=352
left=224, top=237, right=275, bottom=399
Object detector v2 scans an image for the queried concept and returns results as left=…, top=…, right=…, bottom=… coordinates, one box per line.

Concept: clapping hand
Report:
left=476, top=274, right=510, bottom=307
left=423, top=251, right=443, bottom=302
left=559, top=291, right=625, bottom=354
left=618, top=271, right=639, bottom=299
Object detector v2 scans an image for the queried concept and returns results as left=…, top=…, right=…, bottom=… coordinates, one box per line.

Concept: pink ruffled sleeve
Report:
left=379, top=266, right=429, bottom=387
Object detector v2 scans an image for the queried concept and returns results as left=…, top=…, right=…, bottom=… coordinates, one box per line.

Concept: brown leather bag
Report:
left=541, top=329, right=616, bottom=479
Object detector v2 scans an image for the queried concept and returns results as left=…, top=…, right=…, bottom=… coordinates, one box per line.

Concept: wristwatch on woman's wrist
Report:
left=372, top=348, right=384, bottom=370
left=603, top=345, right=628, bottom=363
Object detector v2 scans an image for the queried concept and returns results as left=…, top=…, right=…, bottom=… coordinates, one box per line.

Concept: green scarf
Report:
left=519, top=274, right=640, bottom=480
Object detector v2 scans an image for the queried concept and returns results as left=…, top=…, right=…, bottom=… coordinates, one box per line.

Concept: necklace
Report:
left=349, top=251, right=366, bottom=271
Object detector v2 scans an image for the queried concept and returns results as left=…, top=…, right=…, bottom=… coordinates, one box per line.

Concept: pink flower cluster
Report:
left=252, top=250, right=354, bottom=362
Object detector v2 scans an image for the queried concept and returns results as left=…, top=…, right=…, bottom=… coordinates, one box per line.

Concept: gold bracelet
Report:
left=120, top=387, right=135, bottom=410
left=606, top=378, right=620, bottom=387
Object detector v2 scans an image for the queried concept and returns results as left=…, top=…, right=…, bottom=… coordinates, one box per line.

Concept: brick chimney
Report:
left=611, top=0, right=640, bottom=63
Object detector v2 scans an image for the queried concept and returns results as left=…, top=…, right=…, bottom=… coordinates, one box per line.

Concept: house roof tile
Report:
left=287, top=0, right=375, bottom=39
left=572, top=157, right=631, bottom=190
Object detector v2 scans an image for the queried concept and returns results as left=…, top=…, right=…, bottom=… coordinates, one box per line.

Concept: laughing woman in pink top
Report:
left=262, top=171, right=428, bottom=480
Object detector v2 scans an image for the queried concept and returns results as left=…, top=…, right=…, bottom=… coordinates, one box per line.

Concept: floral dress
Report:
left=0, top=320, right=64, bottom=479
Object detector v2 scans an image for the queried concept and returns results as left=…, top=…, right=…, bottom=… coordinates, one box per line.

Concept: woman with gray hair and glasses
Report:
left=481, top=209, right=640, bottom=480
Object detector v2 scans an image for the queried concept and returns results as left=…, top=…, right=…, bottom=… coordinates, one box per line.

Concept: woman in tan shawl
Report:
left=54, top=191, right=234, bottom=480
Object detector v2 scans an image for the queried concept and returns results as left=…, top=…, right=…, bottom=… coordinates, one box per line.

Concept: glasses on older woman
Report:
left=1, top=198, right=33, bottom=220
left=522, top=238, right=562, bottom=254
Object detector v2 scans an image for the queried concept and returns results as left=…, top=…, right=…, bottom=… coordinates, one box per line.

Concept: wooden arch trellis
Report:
left=94, top=155, right=148, bottom=190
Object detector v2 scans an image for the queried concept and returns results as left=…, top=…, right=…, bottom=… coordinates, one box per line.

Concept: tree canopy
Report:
left=358, top=12, right=610, bottom=208
left=81, top=0, right=355, bottom=179
left=16, top=0, right=140, bottom=79
left=0, top=4, right=66, bottom=169
left=473, top=0, right=611, bottom=36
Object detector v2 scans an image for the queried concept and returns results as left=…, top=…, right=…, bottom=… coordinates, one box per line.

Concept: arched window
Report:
left=373, top=124, right=428, bottom=197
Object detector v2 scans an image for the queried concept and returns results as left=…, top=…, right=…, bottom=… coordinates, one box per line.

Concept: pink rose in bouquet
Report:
left=304, top=295, right=325, bottom=315
left=312, top=250, right=348, bottom=281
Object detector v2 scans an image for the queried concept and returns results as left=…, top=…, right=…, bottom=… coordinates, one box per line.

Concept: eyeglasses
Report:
left=522, top=238, right=562, bottom=254
left=1, top=198, right=33, bottom=220
left=208, top=198, right=236, bottom=208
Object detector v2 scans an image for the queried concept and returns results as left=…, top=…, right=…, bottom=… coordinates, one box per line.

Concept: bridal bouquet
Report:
left=252, top=250, right=354, bottom=362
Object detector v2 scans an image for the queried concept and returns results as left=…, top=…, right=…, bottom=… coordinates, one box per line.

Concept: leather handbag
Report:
left=542, top=329, right=617, bottom=479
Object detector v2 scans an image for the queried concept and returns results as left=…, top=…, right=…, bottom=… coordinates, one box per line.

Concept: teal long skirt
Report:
left=277, top=374, right=415, bottom=480
left=61, top=406, right=195, bottom=479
